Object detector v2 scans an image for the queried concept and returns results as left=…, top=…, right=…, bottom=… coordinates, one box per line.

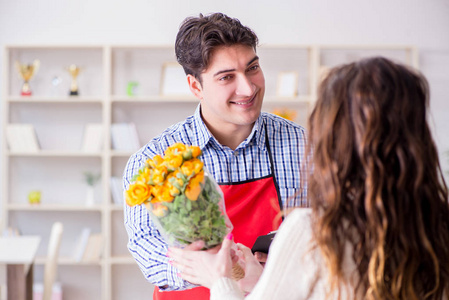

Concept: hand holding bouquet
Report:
left=125, top=143, right=232, bottom=248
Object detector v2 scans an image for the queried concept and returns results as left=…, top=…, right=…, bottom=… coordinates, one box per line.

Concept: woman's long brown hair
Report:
left=308, top=57, right=449, bottom=299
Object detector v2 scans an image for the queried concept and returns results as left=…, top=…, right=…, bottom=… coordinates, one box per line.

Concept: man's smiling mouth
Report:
left=232, top=93, right=256, bottom=105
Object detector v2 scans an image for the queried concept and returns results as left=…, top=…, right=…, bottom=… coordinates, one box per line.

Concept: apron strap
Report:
left=264, top=123, right=284, bottom=214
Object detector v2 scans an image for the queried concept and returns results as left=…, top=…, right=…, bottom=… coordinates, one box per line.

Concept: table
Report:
left=0, top=236, right=41, bottom=300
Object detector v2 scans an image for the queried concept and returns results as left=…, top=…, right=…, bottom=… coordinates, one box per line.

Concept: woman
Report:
left=168, top=57, right=449, bottom=299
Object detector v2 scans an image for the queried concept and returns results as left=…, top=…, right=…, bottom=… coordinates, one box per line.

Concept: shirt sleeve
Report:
left=123, top=143, right=198, bottom=291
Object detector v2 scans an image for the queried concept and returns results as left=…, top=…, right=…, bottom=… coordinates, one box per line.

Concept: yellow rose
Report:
left=185, top=182, right=202, bottom=201
left=137, top=168, right=151, bottom=183
left=169, top=185, right=180, bottom=197
left=151, top=185, right=163, bottom=201
left=147, top=155, right=164, bottom=169
left=151, top=203, right=168, bottom=217
left=165, top=154, right=183, bottom=171
left=161, top=190, right=174, bottom=202
left=151, top=184, right=174, bottom=203
left=167, top=170, right=183, bottom=185
left=181, top=145, right=202, bottom=160
left=191, top=158, right=204, bottom=174
left=165, top=143, right=187, bottom=156
left=180, top=160, right=195, bottom=177
left=126, top=181, right=151, bottom=206
left=190, top=170, right=205, bottom=186
left=152, top=166, right=167, bottom=184
left=190, top=146, right=202, bottom=158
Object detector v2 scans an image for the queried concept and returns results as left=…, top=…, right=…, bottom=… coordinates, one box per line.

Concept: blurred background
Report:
left=0, top=0, right=448, bottom=299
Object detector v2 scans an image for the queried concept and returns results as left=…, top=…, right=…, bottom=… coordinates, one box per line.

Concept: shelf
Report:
left=7, top=150, right=104, bottom=157
left=110, top=151, right=135, bottom=158
left=264, top=95, right=311, bottom=103
left=7, top=203, right=103, bottom=211
left=111, top=205, right=124, bottom=211
left=110, top=256, right=135, bottom=265
left=7, top=96, right=104, bottom=103
left=35, top=256, right=103, bottom=265
left=111, top=95, right=197, bottom=103
left=318, top=44, right=416, bottom=50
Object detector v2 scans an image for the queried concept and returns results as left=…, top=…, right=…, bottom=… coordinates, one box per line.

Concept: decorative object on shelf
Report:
left=28, top=190, right=42, bottom=205
left=51, top=76, right=63, bottom=97
left=276, top=71, right=299, bottom=98
left=110, top=123, right=140, bottom=151
left=66, top=64, right=82, bottom=96
left=6, top=124, right=40, bottom=152
left=271, top=108, right=297, bottom=122
left=126, top=81, right=139, bottom=96
left=15, top=60, right=40, bottom=96
left=81, top=233, right=104, bottom=262
left=84, top=172, right=101, bottom=206
left=126, top=143, right=233, bottom=248
left=160, top=62, right=191, bottom=96
left=72, top=227, right=91, bottom=262
left=2, top=227, right=20, bottom=237
left=81, top=123, right=103, bottom=152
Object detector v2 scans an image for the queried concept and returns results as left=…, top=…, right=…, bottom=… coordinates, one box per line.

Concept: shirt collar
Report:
left=252, top=113, right=267, bottom=152
left=193, top=105, right=214, bottom=149
left=193, top=105, right=267, bottom=152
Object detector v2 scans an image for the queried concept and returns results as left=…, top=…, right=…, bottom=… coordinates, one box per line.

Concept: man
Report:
left=123, top=12, right=307, bottom=300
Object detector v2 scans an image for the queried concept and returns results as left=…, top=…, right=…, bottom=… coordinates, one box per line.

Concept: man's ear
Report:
left=187, top=74, right=203, bottom=100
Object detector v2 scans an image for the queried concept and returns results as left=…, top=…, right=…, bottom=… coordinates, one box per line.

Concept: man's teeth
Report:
left=234, top=96, right=254, bottom=105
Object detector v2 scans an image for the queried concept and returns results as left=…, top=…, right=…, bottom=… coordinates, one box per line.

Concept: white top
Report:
left=210, top=209, right=357, bottom=299
left=0, top=236, right=41, bottom=264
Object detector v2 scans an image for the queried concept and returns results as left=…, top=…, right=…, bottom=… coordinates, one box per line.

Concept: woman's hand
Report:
left=234, top=244, right=264, bottom=293
left=168, top=233, right=235, bottom=289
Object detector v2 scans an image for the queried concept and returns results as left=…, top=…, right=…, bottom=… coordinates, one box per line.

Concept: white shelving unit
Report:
left=1, top=44, right=418, bottom=300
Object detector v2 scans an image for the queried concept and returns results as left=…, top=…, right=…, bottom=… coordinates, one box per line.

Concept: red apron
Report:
left=154, top=126, right=282, bottom=300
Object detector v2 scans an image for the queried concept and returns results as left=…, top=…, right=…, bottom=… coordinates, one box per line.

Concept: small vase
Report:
left=86, top=186, right=95, bottom=206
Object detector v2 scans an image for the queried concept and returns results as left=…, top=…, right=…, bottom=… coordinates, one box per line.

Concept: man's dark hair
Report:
left=175, top=13, right=259, bottom=83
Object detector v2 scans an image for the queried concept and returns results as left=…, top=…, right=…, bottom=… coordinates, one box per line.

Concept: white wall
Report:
left=1, top=0, right=449, bottom=209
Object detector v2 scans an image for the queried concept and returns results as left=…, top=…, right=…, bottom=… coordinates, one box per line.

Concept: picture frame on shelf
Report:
left=159, top=62, right=191, bottom=96
left=6, top=124, right=40, bottom=152
left=276, top=71, right=299, bottom=98
left=110, top=123, right=140, bottom=151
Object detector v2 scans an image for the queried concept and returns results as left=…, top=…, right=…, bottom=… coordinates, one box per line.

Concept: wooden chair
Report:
left=42, top=222, right=63, bottom=300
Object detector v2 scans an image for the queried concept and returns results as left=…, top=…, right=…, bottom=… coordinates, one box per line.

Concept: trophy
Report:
left=15, top=60, right=40, bottom=96
left=66, top=64, right=82, bottom=96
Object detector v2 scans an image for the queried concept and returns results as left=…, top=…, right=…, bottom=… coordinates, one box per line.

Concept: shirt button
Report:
left=233, top=151, right=238, bottom=157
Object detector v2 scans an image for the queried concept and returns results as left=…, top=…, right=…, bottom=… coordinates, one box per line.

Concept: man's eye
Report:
left=219, top=75, right=232, bottom=81
left=248, top=65, right=259, bottom=72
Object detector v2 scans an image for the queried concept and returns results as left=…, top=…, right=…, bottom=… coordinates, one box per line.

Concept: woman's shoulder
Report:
left=284, top=208, right=312, bottom=226
left=273, top=208, right=313, bottom=249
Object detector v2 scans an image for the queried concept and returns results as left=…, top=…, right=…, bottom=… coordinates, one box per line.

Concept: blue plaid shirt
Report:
left=123, top=105, right=307, bottom=291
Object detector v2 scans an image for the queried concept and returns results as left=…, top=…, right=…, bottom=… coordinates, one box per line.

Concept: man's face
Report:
left=190, top=44, right=265, bottom=134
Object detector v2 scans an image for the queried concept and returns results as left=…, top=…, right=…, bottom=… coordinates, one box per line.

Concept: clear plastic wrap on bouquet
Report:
left=144, top=169, right=232, bottom=249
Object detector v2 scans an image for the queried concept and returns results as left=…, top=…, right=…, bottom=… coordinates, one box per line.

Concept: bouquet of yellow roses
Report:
left=125, top=143, right=232, bottom=248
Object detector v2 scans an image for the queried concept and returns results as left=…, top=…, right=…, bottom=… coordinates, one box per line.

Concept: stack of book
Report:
left=72, top=228, right=103, bottom=263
